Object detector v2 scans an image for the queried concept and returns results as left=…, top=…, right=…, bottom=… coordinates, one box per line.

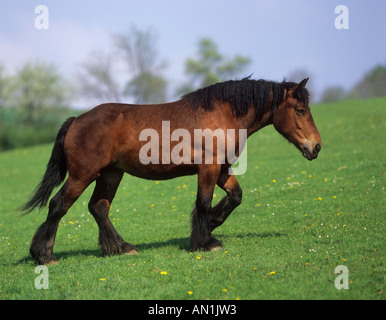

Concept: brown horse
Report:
left=22, top=77, right=321, bottom=265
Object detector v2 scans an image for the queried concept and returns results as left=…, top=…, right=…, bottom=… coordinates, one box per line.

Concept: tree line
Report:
left=0, top=27, right=250, bottom=151
left=0, top=26, right=385, bottom=151
left=320, top=63, right=386, bottom=103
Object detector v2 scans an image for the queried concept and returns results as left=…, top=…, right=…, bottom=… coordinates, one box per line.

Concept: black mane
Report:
left=181, top=77, right=309, bottom=118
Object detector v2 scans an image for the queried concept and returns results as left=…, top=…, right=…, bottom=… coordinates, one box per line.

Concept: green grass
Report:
left=0, top=98, right=385, bottom=300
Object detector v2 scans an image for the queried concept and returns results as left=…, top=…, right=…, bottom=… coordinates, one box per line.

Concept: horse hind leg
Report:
left=88, top=167, right=137, bottom=256
left=30, top=177, right=90, bottom=265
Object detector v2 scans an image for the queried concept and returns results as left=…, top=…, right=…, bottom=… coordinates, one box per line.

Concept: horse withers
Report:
left=22, top=77, right=321, bottom=265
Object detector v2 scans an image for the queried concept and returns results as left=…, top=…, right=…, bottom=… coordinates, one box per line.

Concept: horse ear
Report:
left=298, top=78, right=309, bottom=89
left=289, top=78, right=309, bottom=93
left=290, top=78, right=309, bottom=96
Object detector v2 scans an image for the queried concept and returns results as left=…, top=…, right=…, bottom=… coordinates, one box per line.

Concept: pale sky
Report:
left=0, top=0, right=385, bottom=107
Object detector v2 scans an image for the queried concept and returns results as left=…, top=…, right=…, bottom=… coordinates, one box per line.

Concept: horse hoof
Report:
left=44, top=260, right=58, bottom=266
left=124, top=249, right=138, bottom=255
left=210, top=245, right=223, bottom=252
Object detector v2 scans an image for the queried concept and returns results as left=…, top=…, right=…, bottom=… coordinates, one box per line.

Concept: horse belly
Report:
left=116, top=160, right=198, bottom=180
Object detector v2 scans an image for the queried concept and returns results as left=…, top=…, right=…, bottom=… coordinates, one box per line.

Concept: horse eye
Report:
left=295, top=108, right=305, bottom=115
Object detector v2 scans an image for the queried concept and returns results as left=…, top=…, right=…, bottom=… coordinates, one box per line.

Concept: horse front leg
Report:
left=190, top=165, right=223, bottom=251
left=209, top=171, right=242, bottom=232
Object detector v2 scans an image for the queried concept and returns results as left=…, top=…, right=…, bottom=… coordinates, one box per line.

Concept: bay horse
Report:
left=22, top=77, right=321, bottom=265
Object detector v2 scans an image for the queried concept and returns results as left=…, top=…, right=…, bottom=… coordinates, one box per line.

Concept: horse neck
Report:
left=240, top=102, right=273, bottom=136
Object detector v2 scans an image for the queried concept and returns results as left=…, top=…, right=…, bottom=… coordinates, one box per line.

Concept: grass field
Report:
left=0, top=98, right=385, bottom=300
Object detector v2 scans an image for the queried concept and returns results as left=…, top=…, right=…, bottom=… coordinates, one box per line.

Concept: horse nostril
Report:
left=314, top=143, right=321, bottom=154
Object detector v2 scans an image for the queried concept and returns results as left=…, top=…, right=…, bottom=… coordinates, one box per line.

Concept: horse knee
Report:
left=46, top=194, right=66, bottom=222
left=230, top=187, right=242, bottom=206
left=88, top=199, right=110, bottom=220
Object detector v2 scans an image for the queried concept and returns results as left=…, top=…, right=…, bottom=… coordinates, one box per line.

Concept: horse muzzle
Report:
left=301, top=141, right=321, bottom=161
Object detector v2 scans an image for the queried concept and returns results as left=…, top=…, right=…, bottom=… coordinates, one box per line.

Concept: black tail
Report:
left=21, top=117, right=76, bottom=214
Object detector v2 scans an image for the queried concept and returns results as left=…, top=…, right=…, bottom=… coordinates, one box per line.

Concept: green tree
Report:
left=348, top=63, right=386, bottom=99
left=78, top=27, right=167, bottom=105
left=8, top=61, right=71, bottom=124
left=178, top=38, right=251, bottom=94
left=114, top=26, right=167, bottom=104
left=0, top=64, right=9, bottom=106
left=78, top=51, right=122, bottom=103
left=0, top=61, right=74, bottom=151
left=320, top=86, right=346, bottom=103
left=124, top=71, right=167, bottom=104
